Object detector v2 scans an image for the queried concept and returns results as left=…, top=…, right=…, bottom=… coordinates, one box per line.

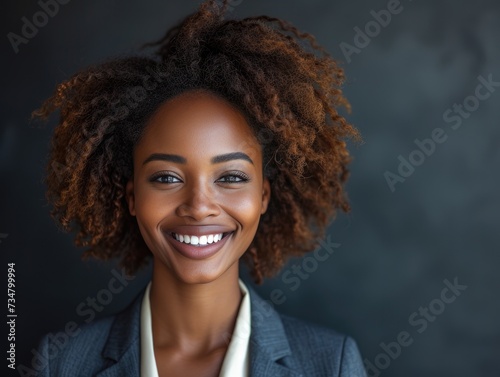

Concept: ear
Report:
left=125, top=179, right=136, bottom=216
left=261, top=177, right=271, bottom=215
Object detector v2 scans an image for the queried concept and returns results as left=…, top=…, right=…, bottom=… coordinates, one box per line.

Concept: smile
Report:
left=167, top=230, right=234, bottom=260
left=172, top=232, right=226, bottom=246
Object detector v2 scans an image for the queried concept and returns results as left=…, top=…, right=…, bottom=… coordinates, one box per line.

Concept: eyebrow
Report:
left=142, top=152, right=253, bottom=165
left=211, top=152, right=254, bottom=165
left=143, top=153, right=186, bottom=165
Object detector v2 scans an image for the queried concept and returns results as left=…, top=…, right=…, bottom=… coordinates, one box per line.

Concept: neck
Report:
left=149, top=261, right=243, bottom=354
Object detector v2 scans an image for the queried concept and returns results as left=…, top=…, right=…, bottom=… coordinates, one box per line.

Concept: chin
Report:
left=172, top=267, right=231, bottom=285
left=154, top=253, right=238, bottom=286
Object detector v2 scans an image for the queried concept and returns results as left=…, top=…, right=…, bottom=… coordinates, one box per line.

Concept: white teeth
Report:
left=173, top=232, right=227, bottom=246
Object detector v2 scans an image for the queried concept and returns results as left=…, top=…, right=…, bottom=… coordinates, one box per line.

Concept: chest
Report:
left=154, top=346, right=227, bottom=377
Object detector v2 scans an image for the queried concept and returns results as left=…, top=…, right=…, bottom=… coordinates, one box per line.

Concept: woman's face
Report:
left=126, top=90, right=271, bottom=284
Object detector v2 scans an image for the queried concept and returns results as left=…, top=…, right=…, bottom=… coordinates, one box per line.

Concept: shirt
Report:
left=140, top=279, right=251, bottom=377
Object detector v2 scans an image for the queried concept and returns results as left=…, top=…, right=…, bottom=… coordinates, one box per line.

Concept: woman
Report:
left=34, top=1, right=366, bottom=376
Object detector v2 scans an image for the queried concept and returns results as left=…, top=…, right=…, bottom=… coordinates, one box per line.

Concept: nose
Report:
left=175, top=181, right=221, bottom=221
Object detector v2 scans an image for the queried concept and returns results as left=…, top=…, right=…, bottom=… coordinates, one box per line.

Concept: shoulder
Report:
left=31, top=316, right=115, bottom=376
left=279, top=314, right=367, bottom=377
left=31, top=291, right=143, bottom=377
left=247, top=285, right=366, bottom=376
left=279, top=313, right=346, bottom=349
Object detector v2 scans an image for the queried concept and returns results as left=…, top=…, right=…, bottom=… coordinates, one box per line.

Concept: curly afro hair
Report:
left=34, top=0, right=360, bottom=283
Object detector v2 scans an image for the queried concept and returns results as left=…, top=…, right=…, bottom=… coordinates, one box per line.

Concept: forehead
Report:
left=136, top=90, right=262, bottom=161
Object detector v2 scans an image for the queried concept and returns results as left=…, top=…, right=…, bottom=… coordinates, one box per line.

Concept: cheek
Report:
left=133, top=189, right=172, bottom=255
left=223, top=189, right=263, bottom=230
left=134, top=186, right=169, bottom=231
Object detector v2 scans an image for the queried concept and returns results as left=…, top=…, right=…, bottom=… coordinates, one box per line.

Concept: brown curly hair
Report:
left=34, top=0, right=360, bottom=283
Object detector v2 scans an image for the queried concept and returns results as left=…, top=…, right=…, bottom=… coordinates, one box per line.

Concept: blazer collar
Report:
left=96, top=283, right=304, bottom=377
left=96, top=290, right=143, bottom=377
left=246, top=285, right=304, bottom=377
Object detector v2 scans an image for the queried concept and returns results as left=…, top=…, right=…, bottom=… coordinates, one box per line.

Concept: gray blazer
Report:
left=36, top=285, right=366, bottom=376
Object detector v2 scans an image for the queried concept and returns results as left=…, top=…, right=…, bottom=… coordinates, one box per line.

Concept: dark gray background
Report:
left=1, top=0, right=499, bottom=376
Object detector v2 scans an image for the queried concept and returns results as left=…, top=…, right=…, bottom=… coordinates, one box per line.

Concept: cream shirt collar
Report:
left=140, top=279, right=251, bottom=377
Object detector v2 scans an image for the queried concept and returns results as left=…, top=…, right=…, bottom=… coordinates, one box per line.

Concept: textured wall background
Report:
left=1, top=0, right=499, bottom=376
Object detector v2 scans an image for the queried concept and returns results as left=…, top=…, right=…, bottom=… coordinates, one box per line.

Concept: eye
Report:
left=217, top=171, right=250, bottom=183
left=149, top=172, right=182, bottom=184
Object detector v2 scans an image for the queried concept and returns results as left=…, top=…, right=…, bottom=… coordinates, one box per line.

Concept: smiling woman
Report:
left=33, top=0, right=365, bottom=376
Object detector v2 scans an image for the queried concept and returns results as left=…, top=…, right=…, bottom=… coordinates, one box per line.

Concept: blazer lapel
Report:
left=247, top=286, right=304, bottom=377
left=96, top=290, right=144, bottom=377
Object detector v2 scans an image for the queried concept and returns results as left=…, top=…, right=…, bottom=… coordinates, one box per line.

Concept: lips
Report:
left=164, top=225, right=235, bottom=260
